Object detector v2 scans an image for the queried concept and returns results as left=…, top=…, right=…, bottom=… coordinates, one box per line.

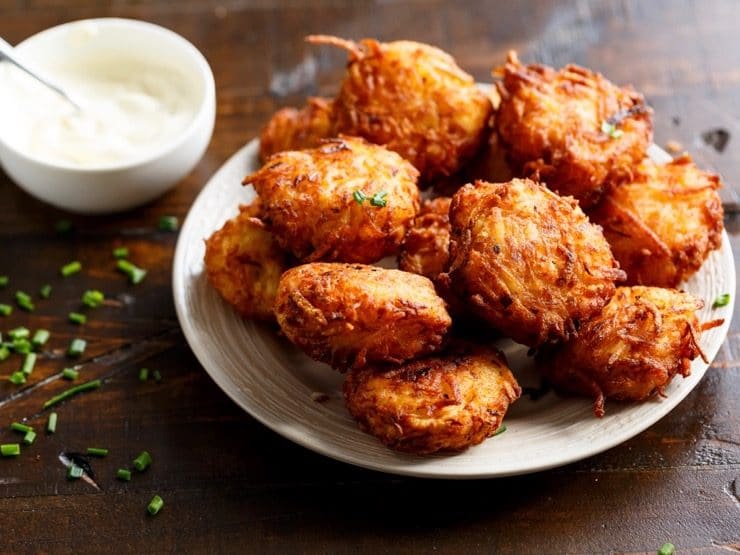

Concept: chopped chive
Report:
left=60, top=261, right=82, bottom=277
left=153, top=370, right=162, bottom=383
left=39, top=284, right=52, bottom=299
left=133, top=451, right=152, bottom=472
left=47, top=412, right=57, bottom=433
left=712, top=293, right=731, bottom=308
left=86, top=447, right=108, bottom=457
left=1, top=443, right=20, bottom=457
left=147, top=495, right=164, bottom=515
left=15, top=290, right=34, bottom=311
left=21, top=353, right=36, bottom=376
left=42, top=378, right=101, bottom=409
left=158, top=215, right=179, bottom=232
left=370, top=191, right=389, bottom=207
left=81, top=290, right=104, bottom=308
left=9, top=371, right=26, bottom=385
left=601, top=121, right=623, bottom=139
left=352, top=190, right=367, bottom=204
left=0, top=275, right=8, bottom=288
left=116, top=468, right=131, bottom=481
left=12, top=338, right=31, bottom=354
left=0, top=304, right=11, bottom=316
left=116, top=260, right=147, bottom=284
left=0, top=345, right=9, bottom=361
left=22, top=430, right=36, bottom=445
left=67, top=338, right=87, bottom=358
left=67, top=464, right=84, bottom=480
left=32, top=329, right=50, bottom=349
left=68, top=312, right=87, bottom=325
left=10, top=422, right=33, bottom=434
left=138, top=368, right=149, bottom=382
left=9, top=327, right=29, bottom=340
left=658, top=543, right=675, bottom=555
left=55, top=219, right=72, bottom=234
left=62, top=368, right=78, bottom=381
left=493, top=424, right=507, bottom=437
left=113, top=247, right=129, bottom=259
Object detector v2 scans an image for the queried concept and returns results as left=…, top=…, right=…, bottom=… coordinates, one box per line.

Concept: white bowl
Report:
left=0, top=18, right=216, bottom=214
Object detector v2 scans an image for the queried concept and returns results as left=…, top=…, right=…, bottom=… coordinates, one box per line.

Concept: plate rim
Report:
left=173, top=140, right=736, bottom=479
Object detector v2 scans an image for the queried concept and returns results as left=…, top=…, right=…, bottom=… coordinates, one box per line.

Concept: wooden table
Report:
left=1, top=1, right=738, bottom=553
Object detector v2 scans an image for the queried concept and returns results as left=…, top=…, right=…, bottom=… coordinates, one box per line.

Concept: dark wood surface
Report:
left=1, top=1, right=738, bottom=553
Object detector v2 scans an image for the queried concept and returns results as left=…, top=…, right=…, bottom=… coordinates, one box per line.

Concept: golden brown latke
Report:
left=307, top=35, right=493, bottom=182
left=258, top=97, right=335, bottom=161
left=344, top=342, right=521, bottom=454
left=245, top=136, right=420, bottom=263
left=589, top=154, right=724, bottom=287
left=443, top=178, right=625, bottom=346
left=398, top=197, right=451, bottom=280
left=495, top=51, right=652, bottom=207
left=274, top=263, right=452, bottom=369
left=538, top=286, right=723, bottom=417
left=204, top=201, right=291, bottom=322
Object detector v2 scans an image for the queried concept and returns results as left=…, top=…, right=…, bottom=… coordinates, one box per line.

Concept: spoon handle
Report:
left=0, top=37, right=81, bottom=111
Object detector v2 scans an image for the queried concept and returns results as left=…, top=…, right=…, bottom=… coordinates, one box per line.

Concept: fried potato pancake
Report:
left=589, top=154, right=724, bottom=287
left=444, top=178, right=625, bottom=346
left=204, top=201, right=290, bottom=321
left=245, top=136, right=420, bottom=263
left=538, top=286, right=723, bottom=417
left=258, top=97, right=335, bottom=161
left=344, top=342, right=521, bottom=454
left=398, top=197, right=452, bottom=280
left=274, top=263, right=452, bottom=369
left=307, top=35, right=493, bottom=182
left=495, top=51, right=652, bottom=207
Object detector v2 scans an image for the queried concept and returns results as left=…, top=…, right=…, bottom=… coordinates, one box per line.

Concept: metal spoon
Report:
left=0, top=37, right=82, bottom=111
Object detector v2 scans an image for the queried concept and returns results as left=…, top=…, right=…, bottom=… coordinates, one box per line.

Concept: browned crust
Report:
left=204, top=201, right=291, bottom=321
left=444, top=178, right=625, bottom=347
left=344, top=342, right=521, bottom=453
left=538, top=286, right=722, bottom=417
left=258, top=97, right=336, bottom=161
left=245, top=136, right=420, bottom=263
left=494, top=51, right=653, bottom=207
left=311, top=36, right=493, bottom=182
left=274, top=263, right=452, bottom=369
left=588, top=154, right=724, bottom=287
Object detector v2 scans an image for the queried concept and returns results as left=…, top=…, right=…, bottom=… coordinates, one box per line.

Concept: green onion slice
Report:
left=42, top=379, right=101, bottom=409
left=60, top=261, right=82, bottom=277
left=32, top=329, right=50, bottom=348
left=1, top=443, right=20, bottom=457
left=68, top=312, right=87, bottom=325
left=133, top=451, right=152, bottom=472
left=67, top=338, right=87, bottom=358
left=10, top=422, right=33, bottom=434
left=22, top=430, right=36, bottom=445
left=147, top=495, right=164, bottom=515
left=21, top=353, right=37, bottom=376
left=47, top=412, right=58, bottom=434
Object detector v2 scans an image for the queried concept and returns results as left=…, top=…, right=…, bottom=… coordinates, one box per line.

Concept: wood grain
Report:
left=0, top=1, right=738, bottom=553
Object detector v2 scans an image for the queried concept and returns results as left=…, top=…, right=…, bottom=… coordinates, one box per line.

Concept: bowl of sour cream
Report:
left=0, top=18, right=215, bottom=213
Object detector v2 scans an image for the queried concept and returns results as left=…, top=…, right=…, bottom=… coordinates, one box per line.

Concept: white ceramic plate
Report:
left=173, top=142, right=735, bottom=479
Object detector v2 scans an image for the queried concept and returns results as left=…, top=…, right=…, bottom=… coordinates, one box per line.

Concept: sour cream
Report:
left=0, top=57, right=199, bottom=168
